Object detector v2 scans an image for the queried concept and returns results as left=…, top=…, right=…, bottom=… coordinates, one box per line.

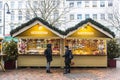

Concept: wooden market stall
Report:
left=64, top=18, right=115, bottom=67
left=10, top=17, right=64, bottom=67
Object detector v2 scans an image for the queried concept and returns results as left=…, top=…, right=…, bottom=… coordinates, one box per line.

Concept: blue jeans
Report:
left=46, top=62, right=50, bottom=71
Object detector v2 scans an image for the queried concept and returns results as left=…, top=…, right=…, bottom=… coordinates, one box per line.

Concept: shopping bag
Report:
left=70, top=61, right=75, bottom=65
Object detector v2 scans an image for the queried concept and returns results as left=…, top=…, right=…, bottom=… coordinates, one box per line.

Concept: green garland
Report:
left=10, top=17, right=115, bottom=38
left=10, top=17, right=65, bottom=36
left=66, top=18, right=115, bottom=38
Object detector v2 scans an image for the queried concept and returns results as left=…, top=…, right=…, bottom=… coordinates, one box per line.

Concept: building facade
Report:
left=0, top=0, right=120, bottom=38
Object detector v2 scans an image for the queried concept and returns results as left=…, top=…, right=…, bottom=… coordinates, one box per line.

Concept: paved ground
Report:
left=0, top=60, right=120, bottom=80
left=0, top=67, right=120, bottom=80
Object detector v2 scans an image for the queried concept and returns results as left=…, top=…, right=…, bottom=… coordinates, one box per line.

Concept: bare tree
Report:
left=105, top=7, right=120, bottom=31
left=25, top=0, right=70, bottom=27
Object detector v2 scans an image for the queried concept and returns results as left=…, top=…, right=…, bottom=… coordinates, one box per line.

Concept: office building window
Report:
left=85, top=14, right=90, bottom=19
left=0, top=11, right=2, bottom=23
left=108, top=13, right=113, bottom=19
left=10, top=25, right=14, bottom=30
left=18, top=11, right=22, bottom=20
left=0, top=26, right=2, bottom=34
left=77, top=2, right=82, bottom=7
left=69, top=2, right=74, bottom=7
left=26, top=10, right=30, bottom=20
left=33, top=1, right=38, bottom=9
left=93, top=14, right=97, bottom=19
left=54, top=12, right=59, bottom=20
left=77, top=14, right=82, bottom=20
left=108, top=0, right=113, bottom=7
left=100, top=14, right=105, bottom=20
left=92, top=1, right=97, bottom=7
left=11, top=11, right=15, bottom=21
left=0, top=1, right=2, bottom=9
left=85, top=1, right=89, bottom=7
left=18, top=1, right=22, bottom=9
left=26, top=1, right=29, bottom=8
left=0, top=16, right=1, bottom=23
left=53, top=0, right=59, bottom=6
left=70, top=14, right=74, bottom=20
left=100, top=1, right=105, bottom=7
left=11, top=1, right=15, bottom=9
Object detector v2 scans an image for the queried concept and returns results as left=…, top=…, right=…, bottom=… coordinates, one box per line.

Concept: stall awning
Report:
left=4, top=36, right=18, bottom=42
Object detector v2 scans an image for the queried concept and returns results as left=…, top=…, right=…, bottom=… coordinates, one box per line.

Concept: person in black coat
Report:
left=62, top=46, right=73, bottom=74
left=44, top=44, right=53, bottom=73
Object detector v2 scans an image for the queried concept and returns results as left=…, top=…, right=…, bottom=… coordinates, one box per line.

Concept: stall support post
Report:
left=60, top=39, right=65, bottom=68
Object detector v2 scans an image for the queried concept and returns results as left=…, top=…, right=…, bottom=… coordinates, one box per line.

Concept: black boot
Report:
left=67, top=69, right=70, bottom=73
left=46, top=70, right=52, bottom=73
left=63, top=69, right=68, bottom=74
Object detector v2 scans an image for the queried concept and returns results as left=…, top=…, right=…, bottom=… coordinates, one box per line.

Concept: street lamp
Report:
left=3, top=3, right=10, bottom=37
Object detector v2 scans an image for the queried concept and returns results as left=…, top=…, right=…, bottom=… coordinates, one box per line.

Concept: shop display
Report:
left=66, top=39, right=106, bottom=55
left=18, top=39, right=60, bottom=55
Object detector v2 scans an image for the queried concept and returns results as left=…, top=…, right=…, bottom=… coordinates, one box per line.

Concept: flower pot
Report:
left=4, top=60, right=16, bottom=69
left=108, top=59, right=116, bottom=68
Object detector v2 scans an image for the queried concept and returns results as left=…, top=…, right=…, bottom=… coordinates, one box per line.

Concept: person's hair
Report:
left=65, top=46, right=69, bottom=49
left=47, top=44, right=52, bottom=48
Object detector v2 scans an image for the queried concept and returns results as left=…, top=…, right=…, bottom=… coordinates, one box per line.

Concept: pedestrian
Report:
left=62, top=46, right=73, bottom=74
left=44, top=44, right=53, bottom=73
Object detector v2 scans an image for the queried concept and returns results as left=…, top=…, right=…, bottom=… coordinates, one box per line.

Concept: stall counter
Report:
left=17, top=54, right=62, bottom=67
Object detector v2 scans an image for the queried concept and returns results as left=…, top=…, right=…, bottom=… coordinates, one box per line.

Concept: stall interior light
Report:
left=81, top=26, right=88, bottom=30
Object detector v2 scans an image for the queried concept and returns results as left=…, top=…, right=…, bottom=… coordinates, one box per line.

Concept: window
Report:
left=100, top=14, right=105, bottom=20
left=92, top=1, right=97, bottom=7
left=70, top=14, right=74, bottom=20
left=0, top=1, right=2, bottom=9
left=0, top=26, right=2, bottom=34
left=0, top=17, right=1, bottom=24
left=85, top=14, right=90, bottom=19
left=85, top=1, right=89, bottom=7
left=18, top=11, right=22, bottom=20
left=100, top=1, right=105, bottom=7
left=18, top=1, right=22, bottom=9
left=10, top=25, right=14, bottom=30
left=33, top=1, right=38, bottom=9
left=54, top=12, right=59, bottom=20
left=41, top=1, right=44, bottom=6
left=53, top=0, right=59, bottom=6
left=26, top=1, right=29, bottom=8
left=77, top=2, right=82, bottom=7
left=26, top=10, right=30, bottom=20
left=11, top=11, right=15, bottom=21
left=0, top=11, right=2, bottom=23
left=11, top=1, right=15, bottom=9
left=69, top=2, right=74, bottom=7
left=108, top=0, right=113, bottom=7
left=93, top=14, right=97, bottom=19
left=77, top=14, right=82, bottom=20
left=108, top=13, right=113, bottom=19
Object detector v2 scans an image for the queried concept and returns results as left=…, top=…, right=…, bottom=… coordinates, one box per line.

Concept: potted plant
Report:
left=2, top=40, right=18, bottom=69
left=107, top=39, right=120, bottom=67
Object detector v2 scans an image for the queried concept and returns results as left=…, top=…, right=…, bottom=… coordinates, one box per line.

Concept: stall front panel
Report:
left=66, top=24, right=110, bottom=67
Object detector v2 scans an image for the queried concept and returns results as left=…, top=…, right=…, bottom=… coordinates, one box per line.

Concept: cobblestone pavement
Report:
left=0, top=60, right=120, bottom=80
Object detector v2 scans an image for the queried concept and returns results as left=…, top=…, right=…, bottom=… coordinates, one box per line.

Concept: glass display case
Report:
left=65, top=39, right=106, bottom=55
left=18, top=39, right=60, bottom=55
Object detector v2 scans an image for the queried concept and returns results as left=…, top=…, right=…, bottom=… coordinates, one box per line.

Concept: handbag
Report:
left=70, top=61, right=75, bottom=65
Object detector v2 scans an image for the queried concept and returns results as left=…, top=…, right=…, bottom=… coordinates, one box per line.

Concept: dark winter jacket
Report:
left=44, top=44, right=52, bottom=62
left=63, top=49, right=72, bottom=64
